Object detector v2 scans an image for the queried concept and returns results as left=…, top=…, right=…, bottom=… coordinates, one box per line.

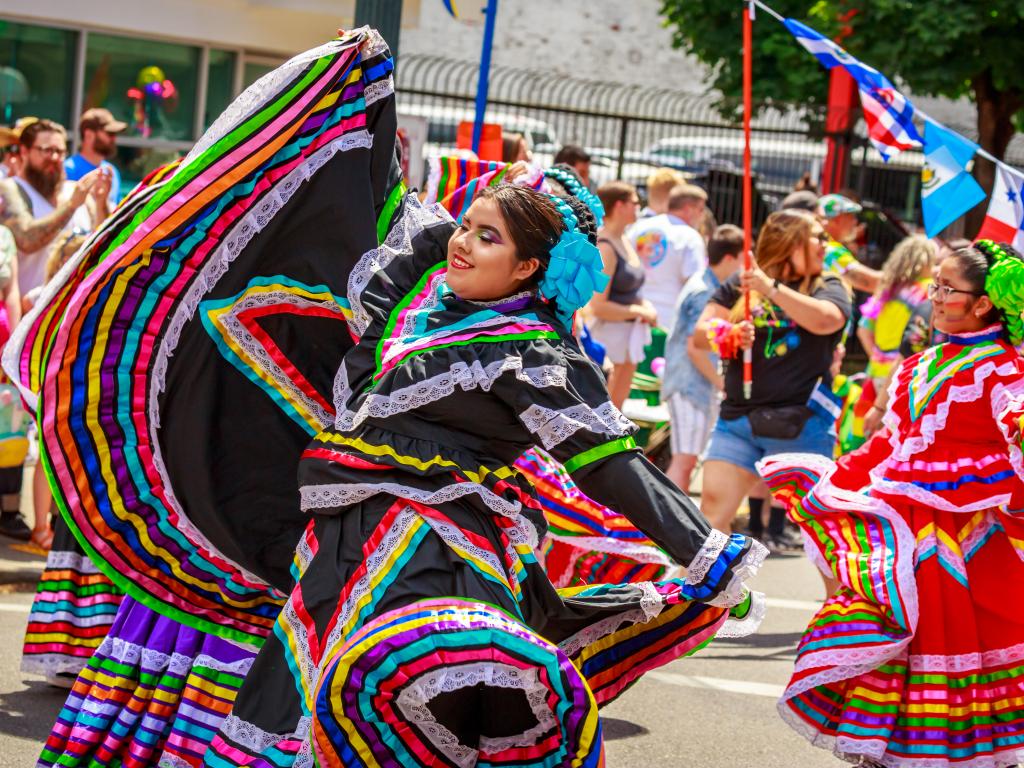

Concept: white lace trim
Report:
left=147, top=134, right=373, bottom=592
left=780, top=695, right=1024, bottom=768
left=518, top=400, right=634, bottom=451
left=184, top=31, right=375, bottom=165
left=991, top=376, right=1024, bottom=486
left=883, top=355, right=1018, bottom=464
left=207, top=287, right=348, bottom=431
left=420, top=513, right=515, bottom=596
left=684, top=529, right=728, bottom=586
left=638, top=581, right=665, bottom=621
left=544, top=534, right=674, bottom=566
left=909, top=639, right=1024, bottom=674
left=706, top=539, right=770, bottom=609
left=42, top=549, right=104, bottom=573
left=558, top=605, right=650, bottom=661
left=334, top=357, right=566, bottom=431
left=715, top=590, right=767, bottom=639
left=395, top=662, right=557, bottom=765
left=299, top=480, right=536, bottom=546
left=363, top=77, right=394, bottom=107
left=345, top=194, right=452, bottom=341
left=21, top=654, right=89, bottom=678
left=218, top=713, right=312, bottom=754
left=763, top=453, right=920, bottom=699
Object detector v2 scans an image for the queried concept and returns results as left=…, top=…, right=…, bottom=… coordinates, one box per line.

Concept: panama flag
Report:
left=976, top=164, right=1024, bottom=251
left=921, top=121, right=986, bottom=237
left=784, top=18, right=922, bottom=159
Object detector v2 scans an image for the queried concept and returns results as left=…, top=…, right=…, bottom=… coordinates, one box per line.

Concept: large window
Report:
left=84, top=33, right=200, bottom=142
left=0, top=20, right=75, bottom=126
left=206, top=49, right=237, bottom=130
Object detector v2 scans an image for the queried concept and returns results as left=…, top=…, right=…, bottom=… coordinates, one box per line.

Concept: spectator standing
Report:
left=640, top=167, right=685, bottom=218
left=694, top=209, right=852, bottom=535
left=65, top=108, right=126, bottom=206
left=552, top=145, right=594, bottom=191
left=818, top=193, right=881, bottom=292
left=628, top=184, right=708, bottom=330
left=0, top=119, right=108, bottom=296
left=0, top=126, right=20, bottom=180
left=662, top=224, right=743, bottom=492
left=501, top=132, right=531, bottom=164
left=588, top=181, right=658, bottom=408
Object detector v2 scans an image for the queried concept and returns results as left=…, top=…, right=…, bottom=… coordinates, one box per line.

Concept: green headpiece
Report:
left=975, top=239, right=1024, bottom=346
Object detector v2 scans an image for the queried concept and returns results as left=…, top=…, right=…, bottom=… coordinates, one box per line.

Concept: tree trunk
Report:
left=967, top=69, right=1022, bottom=237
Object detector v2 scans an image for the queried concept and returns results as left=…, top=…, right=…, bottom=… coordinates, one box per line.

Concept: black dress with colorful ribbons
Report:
left=10, top=28, right=765, bottom=768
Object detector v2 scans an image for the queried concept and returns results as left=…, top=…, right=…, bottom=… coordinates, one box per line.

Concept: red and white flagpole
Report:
left=742, top=0, right=754, bottom=399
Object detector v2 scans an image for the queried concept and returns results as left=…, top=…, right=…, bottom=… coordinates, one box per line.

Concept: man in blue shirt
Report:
left=662, top=224, right=743, bottom=492
left=65, top=108, right=125, bottom=206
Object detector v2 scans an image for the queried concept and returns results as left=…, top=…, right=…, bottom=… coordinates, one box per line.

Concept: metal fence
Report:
left=395, top=53, right=1023, bottom=264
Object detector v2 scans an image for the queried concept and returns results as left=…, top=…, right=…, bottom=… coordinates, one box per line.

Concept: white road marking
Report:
left=0, top=601, right=30, bottom=613
left=648, top=671, right=785, bottom=699
left=765, top=596, right=821, bottom=612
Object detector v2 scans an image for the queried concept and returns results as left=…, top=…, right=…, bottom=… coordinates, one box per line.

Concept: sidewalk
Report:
left=0, top=464, right=46, bottom=586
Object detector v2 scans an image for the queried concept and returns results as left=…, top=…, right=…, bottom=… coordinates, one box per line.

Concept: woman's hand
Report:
left=634, top=300, right=659, bottom=326
left=739, top=259, right=773, bottom=297
left=863, top=405, right=885, bottom=437
left=503, top=161, right=530, bottom=182
left=736, top=320, right=755, bottom=350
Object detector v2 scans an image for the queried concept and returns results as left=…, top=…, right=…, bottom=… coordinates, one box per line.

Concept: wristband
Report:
left=769, top=278, right=781, bottom=299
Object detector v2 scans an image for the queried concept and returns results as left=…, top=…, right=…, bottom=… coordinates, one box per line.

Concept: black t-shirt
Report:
left=709, top=273, right=852, bottom=419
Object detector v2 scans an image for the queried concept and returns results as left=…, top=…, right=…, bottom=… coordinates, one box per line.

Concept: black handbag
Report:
left=747, top=405, right=814, bottom=440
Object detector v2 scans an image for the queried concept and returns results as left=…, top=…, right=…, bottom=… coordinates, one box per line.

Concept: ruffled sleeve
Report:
left=991, top=362, right=1024, bottom=495
left=495, top=336, right=766, bottom=606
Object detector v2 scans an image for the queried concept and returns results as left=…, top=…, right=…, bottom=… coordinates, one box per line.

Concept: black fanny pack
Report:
left=747, top=404, right=814, bottom=440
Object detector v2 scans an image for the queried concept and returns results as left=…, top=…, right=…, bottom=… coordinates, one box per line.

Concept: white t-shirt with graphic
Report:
left=627, top=213, right=706, bottom=332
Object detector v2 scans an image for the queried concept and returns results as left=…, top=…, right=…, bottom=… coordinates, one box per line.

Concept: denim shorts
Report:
left=703, top=410, right=836, bottom=476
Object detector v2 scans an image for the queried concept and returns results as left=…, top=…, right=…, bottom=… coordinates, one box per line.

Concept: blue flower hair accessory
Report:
left=539, top=196, right=609, bottom=326
left=543, top=166, right=605, bottom=227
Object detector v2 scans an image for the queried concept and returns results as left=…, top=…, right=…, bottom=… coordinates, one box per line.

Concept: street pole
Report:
left=471, top=0, right=499, bottom=155
left=354, top=0, right=403, bottom=62
left=742, top=0, right=753, bottom=400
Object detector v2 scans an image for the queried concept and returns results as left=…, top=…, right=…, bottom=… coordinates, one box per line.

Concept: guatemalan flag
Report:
left=921, top=121, right=986, bottom=237
left=975, top=165, right=1024, bottom=251
left=784, top=18, right=922, bottom=160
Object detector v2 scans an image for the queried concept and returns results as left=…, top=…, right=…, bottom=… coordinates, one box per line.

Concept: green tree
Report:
left=661, top=0, right=1024, bottom=225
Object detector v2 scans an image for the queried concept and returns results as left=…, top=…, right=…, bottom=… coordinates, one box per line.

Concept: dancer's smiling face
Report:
left=446, top=196, right=541, bottom=302
left=930, top=255, right=995, bottom=336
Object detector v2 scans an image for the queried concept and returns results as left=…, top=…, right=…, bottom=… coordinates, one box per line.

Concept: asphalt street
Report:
left=0, top=548, right=841, bottom=768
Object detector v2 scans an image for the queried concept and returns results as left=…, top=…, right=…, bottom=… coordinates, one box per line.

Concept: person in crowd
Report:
left=0, top=222, right=26, bottom=542
left=856, top=234, right=935, bottom=389
left=779, top=189, right=818, bottom=213
left=0, top=119, right=108, bottom=295
left=553, top=144, right=593, bottom=190
left=65, top=107, right=126, bottom=206
left=641, top=166, right=686, bottom=218
left=760, top=240, right=1024, bottom=768
left=0, top=119, right=107, bottom=542
left=818, top=192, right=881, bottom=291
left=629, top=183, right=708, bottom=330
left=501, top=131, right=532, bottom=164
left=0, top=126, right=20, bottom=179
left=693, top=208, right=851, bottom=534
left=588, top=180, right=658, bottom=407
left=662, top=224, right=742, bottom=492
left=861, top=237, right=966, bottom=438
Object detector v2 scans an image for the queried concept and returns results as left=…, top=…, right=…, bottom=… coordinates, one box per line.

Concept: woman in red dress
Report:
left=760, top=240, right=1024, bottom=767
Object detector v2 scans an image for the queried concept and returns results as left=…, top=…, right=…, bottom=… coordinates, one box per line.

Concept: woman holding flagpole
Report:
left=693, top=209, right=852, bottom=535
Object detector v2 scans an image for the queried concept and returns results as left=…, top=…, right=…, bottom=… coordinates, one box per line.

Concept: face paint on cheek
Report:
left=940, top=298, right=972, bottom=321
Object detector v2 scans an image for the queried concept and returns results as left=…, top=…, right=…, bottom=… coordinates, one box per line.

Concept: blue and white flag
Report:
left=784, top=18, right=922, bottom=159
left=921, top=121, right=986, bottom=237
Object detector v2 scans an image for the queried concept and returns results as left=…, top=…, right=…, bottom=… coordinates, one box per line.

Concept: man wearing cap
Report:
left=818, top=193, right=881, bottom=292
left=66, top=108, right=125, bottom=206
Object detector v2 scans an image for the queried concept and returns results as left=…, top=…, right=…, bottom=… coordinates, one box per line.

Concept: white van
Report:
left=644, top=135, right=923, bottom=193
